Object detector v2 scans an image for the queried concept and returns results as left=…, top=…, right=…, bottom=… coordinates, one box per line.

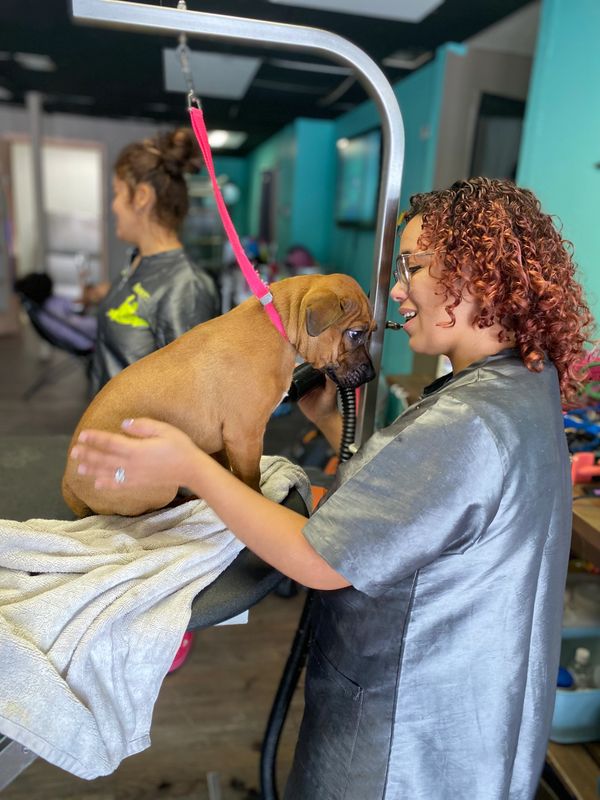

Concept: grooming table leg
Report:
left=259, top=590, right=315, bottom=800
left=0, top=737, right=37, bottom=791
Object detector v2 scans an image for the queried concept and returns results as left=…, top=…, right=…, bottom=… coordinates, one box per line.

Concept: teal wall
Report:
left=330, top=46, right=449, bottom=376
left=246, top=124, right=296, bottom=256
left=291, top=119, right=337, bottom=264
left=331, top=49, right=448, bottom=287
left=242, top=46, right=450, bottom=376
left=383, top=48, right=448, bottom=375
left=517, top=0, right=600, bottom=319
left=245, top=119, right=337, bottom=263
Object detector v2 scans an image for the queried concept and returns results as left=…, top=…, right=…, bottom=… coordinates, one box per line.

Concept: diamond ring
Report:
left=114, top=466, right=126, bottom=485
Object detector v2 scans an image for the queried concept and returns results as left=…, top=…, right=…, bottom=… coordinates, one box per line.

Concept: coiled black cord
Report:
left=338, top=386, right=356, bottom=463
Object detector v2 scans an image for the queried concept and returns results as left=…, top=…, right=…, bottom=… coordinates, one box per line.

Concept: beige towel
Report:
left=0, top=455, right=310, bottom=779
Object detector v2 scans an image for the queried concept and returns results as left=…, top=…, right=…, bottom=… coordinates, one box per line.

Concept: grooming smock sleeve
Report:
left=152, top=265, right=218, bottom=347
left=302, top=393, right=505, bottom=597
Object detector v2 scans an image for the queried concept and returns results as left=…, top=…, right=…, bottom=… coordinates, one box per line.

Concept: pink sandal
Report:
left=168, top=631, right=195, bottom=673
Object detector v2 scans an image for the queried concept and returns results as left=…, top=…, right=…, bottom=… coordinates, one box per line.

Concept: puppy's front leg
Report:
left=223, top=434, right=264, bottom=492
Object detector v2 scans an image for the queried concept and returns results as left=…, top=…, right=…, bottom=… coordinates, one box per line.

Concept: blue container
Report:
left=550, top=628, right=600, bottom=744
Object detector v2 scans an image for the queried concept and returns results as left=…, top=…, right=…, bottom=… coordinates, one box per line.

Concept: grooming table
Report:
left=0, top=435, right=308, bottom=791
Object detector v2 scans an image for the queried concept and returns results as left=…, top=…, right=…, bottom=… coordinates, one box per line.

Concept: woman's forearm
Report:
left=184, top=448, right=349, bottom=590
left=72, top=418, right=349, bottom=590
left=316, top=412, right=343, bottom=454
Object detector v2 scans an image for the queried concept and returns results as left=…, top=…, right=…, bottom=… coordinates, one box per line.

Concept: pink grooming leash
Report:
left=188, top=104, right=288, bottom=341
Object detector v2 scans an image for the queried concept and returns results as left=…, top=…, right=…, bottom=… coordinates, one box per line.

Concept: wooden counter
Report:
left=546, top=741, right=600, bottom=800
left=572, top=496, right=600, bottom=566
left=542, top=494, right=600, bottom=799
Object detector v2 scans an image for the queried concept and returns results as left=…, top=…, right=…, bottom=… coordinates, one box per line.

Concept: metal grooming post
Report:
left=71, top=0, right=405, bottom=443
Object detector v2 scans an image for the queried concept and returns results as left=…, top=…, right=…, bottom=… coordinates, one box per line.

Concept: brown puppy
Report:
left=62, top=273, right=376, bottom=518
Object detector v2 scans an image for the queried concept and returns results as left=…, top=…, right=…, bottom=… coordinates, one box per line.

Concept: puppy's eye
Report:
left=345, top=329, right=365, bottom=344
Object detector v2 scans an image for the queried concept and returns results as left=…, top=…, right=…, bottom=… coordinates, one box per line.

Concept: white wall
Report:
left=517, top=0, right=600, bottom=319
left=433, top=46, right=532, bottom=188
left=0, top=104, right=174, bottom=279
left=11, top=141, right=103, bottom=282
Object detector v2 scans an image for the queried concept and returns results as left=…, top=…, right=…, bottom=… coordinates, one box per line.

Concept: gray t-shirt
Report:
left=286, top=350, right=571, bottom=800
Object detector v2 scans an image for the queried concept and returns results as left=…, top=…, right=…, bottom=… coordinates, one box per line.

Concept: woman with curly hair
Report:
left=402, top=177, right=591, bottom=404
left=70, top=178, right=592, bottom=799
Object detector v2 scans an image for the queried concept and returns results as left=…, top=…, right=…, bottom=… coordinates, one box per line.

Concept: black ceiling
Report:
left=0, top=0, right=532, bottom=154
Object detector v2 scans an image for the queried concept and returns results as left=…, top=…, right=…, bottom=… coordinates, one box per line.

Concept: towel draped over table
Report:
left=0, top=455, right=310, bottom=780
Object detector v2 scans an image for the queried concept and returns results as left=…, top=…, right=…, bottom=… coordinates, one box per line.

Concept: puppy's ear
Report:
left=304, top=289, right=346, bottom=336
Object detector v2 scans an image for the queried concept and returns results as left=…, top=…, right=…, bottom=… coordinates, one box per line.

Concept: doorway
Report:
left=9, top=137, right=106, bottom=299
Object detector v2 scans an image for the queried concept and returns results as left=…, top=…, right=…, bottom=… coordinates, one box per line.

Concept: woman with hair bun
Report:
left=89, top=127, right=219, bottom=396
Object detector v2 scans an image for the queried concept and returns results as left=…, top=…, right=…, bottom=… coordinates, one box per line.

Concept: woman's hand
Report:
left=70, top=418, right=202, bottom=491
left=298, top=377, right=339, bottom=426
left=81, top=281, right=110, bottom=307
left=298, top=378, right=342, bottom=454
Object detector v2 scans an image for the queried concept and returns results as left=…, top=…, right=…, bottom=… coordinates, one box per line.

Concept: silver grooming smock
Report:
left=289, top=350, right=571, bottom=800
left=90, top=248, right=218, bottom=394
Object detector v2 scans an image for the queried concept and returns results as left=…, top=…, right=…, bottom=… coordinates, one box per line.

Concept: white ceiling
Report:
left=466, top=1, right=540, bottom=57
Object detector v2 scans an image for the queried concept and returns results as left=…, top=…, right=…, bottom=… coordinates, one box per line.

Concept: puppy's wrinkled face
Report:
left=324, top=325, right=376, bottom=388
left=300, top=275, right=377, bottom=389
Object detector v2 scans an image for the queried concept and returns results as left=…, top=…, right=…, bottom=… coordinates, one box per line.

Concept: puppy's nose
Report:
left=364, top=359, right=376, bottom=383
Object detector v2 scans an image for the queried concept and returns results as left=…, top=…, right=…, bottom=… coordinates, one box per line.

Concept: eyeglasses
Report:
left=392, top=251, right=438, bottom=287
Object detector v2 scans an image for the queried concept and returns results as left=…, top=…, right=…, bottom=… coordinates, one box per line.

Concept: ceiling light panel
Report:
left=207, top=130, right=247, bottom=149
left=163, top=49, right=261, bottom=100
left=13, top=52, right=56, bottom=72
left=383, top=50, right=432, bottom=70
left=267, top=0, right=443, bottom=23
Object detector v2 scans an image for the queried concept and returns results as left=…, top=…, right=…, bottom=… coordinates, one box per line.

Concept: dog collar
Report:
left=188, top=105, right=288, bottom=341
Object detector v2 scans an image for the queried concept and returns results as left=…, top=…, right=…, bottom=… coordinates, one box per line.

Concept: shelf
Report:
left=546, top=741, right=600, bottom=800
left=572, top=495, right=600, bottom=567
left=544, top=494, right=600, bottom=800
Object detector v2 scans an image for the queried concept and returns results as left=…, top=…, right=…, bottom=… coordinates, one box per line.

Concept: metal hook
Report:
left=176, top=0, right=201, bottom=108
left=187, top=90, right=202, bottom=110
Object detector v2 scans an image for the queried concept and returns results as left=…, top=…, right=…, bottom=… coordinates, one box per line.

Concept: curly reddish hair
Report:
left=406, top=177, right=593, bottom=404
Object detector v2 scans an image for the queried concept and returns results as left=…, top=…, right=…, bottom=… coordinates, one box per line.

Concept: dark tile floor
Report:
left=0, top=325, right=92, bottom=436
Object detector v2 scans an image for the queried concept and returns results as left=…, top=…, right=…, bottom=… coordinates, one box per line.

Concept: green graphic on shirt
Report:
left=106, top=282, right=151, bottom=328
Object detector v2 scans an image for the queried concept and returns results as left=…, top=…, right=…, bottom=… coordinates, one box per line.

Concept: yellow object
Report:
left=106, top=283, right=150, bottom=329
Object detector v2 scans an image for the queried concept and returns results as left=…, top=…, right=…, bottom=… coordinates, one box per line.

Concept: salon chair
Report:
left=15, top=293, right=95, bottom=401
left=0, top=434, right=310, bottom=796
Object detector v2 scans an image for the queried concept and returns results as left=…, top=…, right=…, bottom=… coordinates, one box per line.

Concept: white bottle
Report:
left=568, top=647, right=595, bottom=689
